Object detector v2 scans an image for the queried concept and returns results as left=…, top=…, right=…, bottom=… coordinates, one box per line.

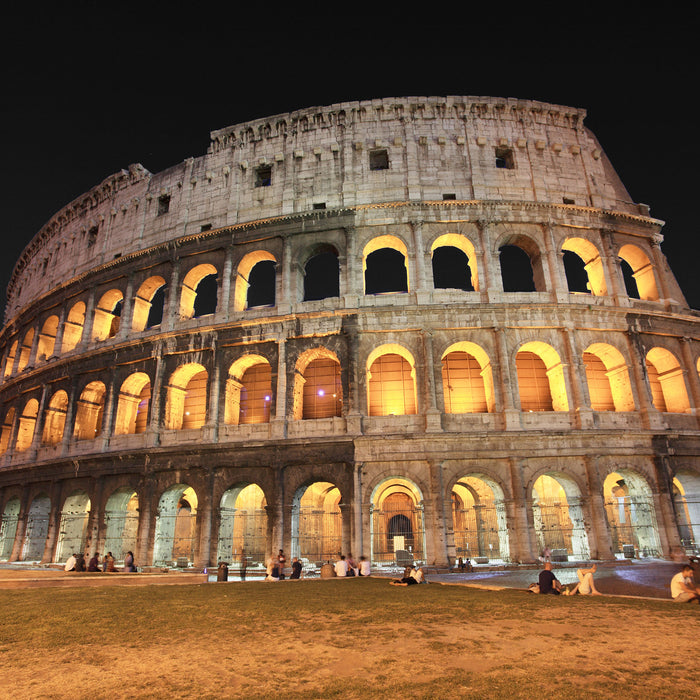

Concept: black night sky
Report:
left=2, top=9, right=698, bottom=318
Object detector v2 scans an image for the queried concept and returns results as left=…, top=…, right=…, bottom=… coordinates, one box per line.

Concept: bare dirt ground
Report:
left=1, top=565, right=698, bottom=699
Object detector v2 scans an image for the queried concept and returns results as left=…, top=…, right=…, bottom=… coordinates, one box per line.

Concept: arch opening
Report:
left=371, top=478, right=425, bottom=567
left=42, top=390, right=68, bottom=445
left=92, top=289, right=124, bottom=341
left=55, top=491, right=91, bottom=563
left=73, top=381, right=106, bottom=440
left=61, top=302, right=86, bottom=353
left=114, top=373, right=151, bottom=435
left=293, top=349, right=343, bottom=420
left=367, top=346, right=417, bottom=416
left=15, top=399, right=39, bottom=452
left=21, top=494, right=51, bottom=561
left=673, top=472, right=700, bottom=555
left=37, top=315, right=59, bottom=362
left=603, top=470, right=661, bottom=557
left=516, top=342, right=569, bottom=412
left=103, top=489, right=139, bottom=563
left=645, top=347, right=690, bottom=414
left=452, top=475, right=509, bottom=562
left=499, top=244, right=537, bottom=292
left=619, top=244, right=659, bottom=301
left=165, top=364, right=208, bottom=430
left=132, top=276, right=166, bottom=331
left=153, top=485, right=198, bottom=566
left=217, top=484, right=267, bottom=570
left=226, top=356, right=272, bottom=425
left=441, top=343, right=494, bottom=413
left=0, top=497, right=20, bottom=560
left=583, top=343, right=635, bottom=412
left=303, top=248, right=340, bottom=301
left=532, top=474, right=589, bottom=560
left=291, top=482, right=342, bottom=565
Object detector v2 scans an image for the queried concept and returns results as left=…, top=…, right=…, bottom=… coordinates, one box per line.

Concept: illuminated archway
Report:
left=132, top=276, right=166, bottom=331
left=165, top=364, right=208, bottom=430
left=431, top=233, right=478, bottom=291
left=583, top=343, right=635, bottom=412
left=103, top=488, right=139, bottom=563
left=42, top=390, right=68, bottom=445
left=217, top=484, right=267, bottom=569
left=61, top=301, right=86, bottom=353
left=0, top=408, right=15, bottom=454
left=153, top=485, right=198, bottom=566
left=516, top=342, right=569, bottom=412
left=441, top=342, right=494, bottom=413
left=371, top=478, right=425, bottom=566
left=114, top=373, right=151, bottom=435
left=452, top=475, right=509, bottom=561
left=673, top=472, right=700, bottom=553
left=55, top=491, right=91, bottom=563
left=92, top=289, right=124, bottom=341
left=532, top=474, right=589, bottom=560
left=562, top=238, right=607, bottom=296
left=603, top=470, right=661, bottom=557
left=234, top=251, right=277, bottom=311
left=21, top=493, right=50, bottom=561
left=73, top=381, right=106, bottom=440
left=17, top=328, right=35, bottom=372
left=291, top=482, right=342, bottom=564
left=3, top=339, right=17, bottom=377
left=225, top=356, right=272, bottom=425
left=36, top=315, right=59, bottom=362
left=367, top=344, right=417, bottom=416
left=618, top=244, right=659, bottom=301
left=0, top=497, right=20, bottom=560
left=293, top=348, right=342, bottom=420
left=15, top=398, right=38, bottom=452
left=363, top=235, right=409, bottom=294
left=180, top=264, right=218, bottom=319
left=645, top=347, right=690, bottom=413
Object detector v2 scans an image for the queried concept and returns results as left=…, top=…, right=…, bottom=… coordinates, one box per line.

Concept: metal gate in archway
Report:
left=293, top=507, right=342, bottom=564
left=453, top=503, right=502, bottom=559
left=371, top=504, right=425, bottom=565
left=604, top=495, right=661, bottom=557
left=674, top=494, right=700, bottom=554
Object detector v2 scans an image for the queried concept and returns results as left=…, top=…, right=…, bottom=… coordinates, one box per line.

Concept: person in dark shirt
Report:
left=290, top=557, right=302, bottom=579
left=538, top=561, right=561, bottom=594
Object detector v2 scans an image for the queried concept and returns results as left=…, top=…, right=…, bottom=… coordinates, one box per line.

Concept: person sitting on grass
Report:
left=538, top=561, right=562, bottom=595
left=671, top=565, right=700, bottom=603
left=390, top=566, right=424, bottom=586
left=567, top=564, right=602, bottom=595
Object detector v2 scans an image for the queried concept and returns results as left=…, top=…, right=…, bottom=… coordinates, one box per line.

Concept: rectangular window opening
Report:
left=157, top=195, right=171, bottom=216
left=255, top=165, right=272, bottom=187
left=369, top=149, right=389, bottom=171
left=495, top=147, right=514, bottom=169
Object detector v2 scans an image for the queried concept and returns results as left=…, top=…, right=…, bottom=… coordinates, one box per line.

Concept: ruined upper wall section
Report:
left=6, top=96, right=643, bottom=320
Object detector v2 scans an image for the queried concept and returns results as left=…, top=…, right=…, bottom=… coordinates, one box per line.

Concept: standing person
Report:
left=290, top=557, right=302, bottom=579
left=538, top=561, right=561, bottom=595
left=568, top=564, right=602, bottom=595
left=335, top=554, right=348, bottom=577
left=124, top=551, right=135, bottom=573
left=671, top=565, right=700, bottom=603
left=359, top=556, right=371, bottom=577
left=277, top=549, right=287, bottom=579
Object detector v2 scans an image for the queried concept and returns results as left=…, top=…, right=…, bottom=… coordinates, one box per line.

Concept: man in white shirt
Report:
left=670, top=565, right=700, bottom=603
left=335, top=555, right=348, bottom=577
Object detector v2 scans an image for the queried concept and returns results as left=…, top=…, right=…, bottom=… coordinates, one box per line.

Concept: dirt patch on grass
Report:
left=1, top=579, right=698, bottom=699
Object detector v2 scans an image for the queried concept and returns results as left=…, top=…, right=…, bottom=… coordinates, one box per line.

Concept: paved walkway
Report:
left=0, top=559, right=690, bottom=599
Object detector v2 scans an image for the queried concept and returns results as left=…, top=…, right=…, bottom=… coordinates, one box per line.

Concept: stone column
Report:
left=494, top=327, right=519, bottom=430
left=50, top=307, right=68, bottom=360
left=272, top=338, right=287, bottom=438
left=147, top=346, right=165, bottom=447
left=79, top=292, right=97, bottom=350
left=544, top=224, right=568, bottom=295
left=265, top=501, right=284, bottom=563
left=427, top=461, right=450, bottom=566
left=353, top=462, right=364, bottom=557
left=422, top=331, right=442, bottom=432
left=679, top=337, right=700, bottom=417
left=477, top=220, right=500, bottom=301
left=100, top=379, right=116, bottom=451
left=410, top=220, right=429, bottom=300
left=506, top=458, right=537, bottom=563
left=652, top=454, right=685, bottom=560
left=339, top=502, right=352, bottom=556
left=9, top=487, right=30, bottom=561
left=86, top=479, right=103, bottom=558
left=648, top=239, right=670, bottom=303
left=42, top=481, right=64, bottom=564
left=583, top=457, right=615, bottom=560
left=561, top=327, right=593, bottom=428
left=136, top=483, right=153, bottom=567
left=28, top=384, right=49, bottom=458
left=219, top=245, right=234, bottom=322
left=162, top=259, right=181, bottom=332
left=116, top=274, right=136, bottom=342
left=624, top=330, right=652, bottom=429
left=194, top=493, right=213, bottom=570
left=343, top=226, right=361, bottom=305
left=278, top=236, right=292, bottom=314
left=206, top=341, right=221, bottom=442
left=599, top=228, right=626, bottom=300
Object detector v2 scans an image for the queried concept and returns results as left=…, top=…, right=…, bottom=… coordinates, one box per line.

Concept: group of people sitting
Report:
left=334, top=553, right=371, bottom=577
left=390, top=565, right=425, bottom=586
left=64, top=551, right=135, bottom=573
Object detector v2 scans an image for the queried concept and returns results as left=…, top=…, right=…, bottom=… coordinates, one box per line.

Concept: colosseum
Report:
left=0, top=96, right=698, bottom=574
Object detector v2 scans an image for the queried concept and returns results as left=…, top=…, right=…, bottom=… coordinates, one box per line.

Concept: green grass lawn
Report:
left=1, top=577, right=698, bottom=699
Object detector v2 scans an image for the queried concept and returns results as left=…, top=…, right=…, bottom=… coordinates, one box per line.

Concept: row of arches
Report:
left=1, top=232, right=663, bottom=382
left=2, top=468, right=697, bottom=566
left=1, top=339, right=694, bottom=455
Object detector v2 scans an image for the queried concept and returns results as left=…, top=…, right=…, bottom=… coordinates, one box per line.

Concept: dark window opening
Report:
left=563, top=197, right=575, bottom=205
left=303, top=250, right=340, bottom=301
left=443, top=193, right=456, bottom=200
left=87, top=226, right=98, bottom=247
left=365, top=249, right=407, bottom=294
left=432, top=247, right=474, bottom=291
left=499, top=245, right=536, bottom=292
left=157, top=195, right=171, bottom=216
left=495, top=147, right=514, bottom=169
left=369, top=149, right=389, bottom=171
left=146, top=286, right=166, bottom=328
left=620, top=259, right=640, bottom=299
left=313, top=202, right=326, bottom=210
left=563, top=251, right=590, bottom=293
left=200, top=223, right=212, bottom=232
left=247, top=261, right=276, bottom=307
left=193, top=274, right=218, bottom=317
left=255, top=165, right=272, bottom=187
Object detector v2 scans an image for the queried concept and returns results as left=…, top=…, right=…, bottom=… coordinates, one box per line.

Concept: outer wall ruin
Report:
left=1, top=96, right=699, bottom=572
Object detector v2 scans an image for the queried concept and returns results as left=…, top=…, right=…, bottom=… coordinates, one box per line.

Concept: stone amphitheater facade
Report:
left=1, top=96, right=699, bottom=572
